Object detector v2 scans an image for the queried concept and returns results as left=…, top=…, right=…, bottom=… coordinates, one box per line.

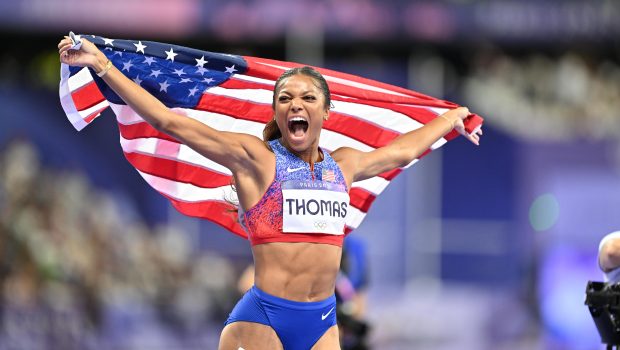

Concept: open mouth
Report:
left=288, top=117, right=309, bottom=138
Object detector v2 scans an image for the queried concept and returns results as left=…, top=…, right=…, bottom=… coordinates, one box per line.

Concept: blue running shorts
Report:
left=225, top=285, right=337, bottom=350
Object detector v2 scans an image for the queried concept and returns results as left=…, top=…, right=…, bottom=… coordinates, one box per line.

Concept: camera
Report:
left=585, top=281, right=620, bottom=349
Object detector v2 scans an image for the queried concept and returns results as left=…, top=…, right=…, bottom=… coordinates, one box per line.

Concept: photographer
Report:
left=585, top=230, right=620, bottom=349
left=599, top=231, right=620, bottom=283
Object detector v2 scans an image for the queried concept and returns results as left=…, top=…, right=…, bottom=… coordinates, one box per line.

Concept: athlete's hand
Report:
left=441, top=107, right=483, bottom=146
left=58, top=35, right=104, bottom=69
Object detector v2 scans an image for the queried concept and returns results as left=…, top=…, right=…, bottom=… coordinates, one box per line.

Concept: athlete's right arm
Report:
left=58, top=36, right=268, bottom=174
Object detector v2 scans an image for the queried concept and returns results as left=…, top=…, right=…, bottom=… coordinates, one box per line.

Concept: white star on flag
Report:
left=122, top=61, right=134, bottom=72
left=143, top=57, right=156, bottom=65
left=133, top=76, right=143, bottom=86
left=134, top=41, right=147, bottom=54
left=173, top=69, right=185, bottom=76
left=159, top=80, right=170, bottom=92
left=165, top=48, right=178, bottom=62
left=188, top=86, right=199, bottom=97
left=196, top=67, right=208, bottom=75
left=180, top=78, right=192, bottom=83
left=103, top=38, right=115, bottom=46
left=203, top=77, right=214, bottom=84
left=150, top=70, right=162, bottom=78
left=195, top=56, right=207, bottom=67
left=224, top=65, right=237, bottom=74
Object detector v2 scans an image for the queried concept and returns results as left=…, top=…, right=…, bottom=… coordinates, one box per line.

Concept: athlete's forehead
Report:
left=277, top=75, right=322, bottom=94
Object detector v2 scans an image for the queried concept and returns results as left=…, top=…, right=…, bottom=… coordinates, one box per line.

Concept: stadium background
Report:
left=1, top=1, right=619, bottom=349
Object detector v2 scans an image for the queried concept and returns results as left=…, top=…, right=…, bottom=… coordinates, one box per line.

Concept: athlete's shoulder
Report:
left=330, top=147, right=366, bottom=171
left=330, top=146, right=362, bottom=161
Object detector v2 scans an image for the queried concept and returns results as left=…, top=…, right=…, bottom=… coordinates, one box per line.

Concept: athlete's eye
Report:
left=278, top=96, right=290, bottom=102
left=303, top=95, right=316, bottom=101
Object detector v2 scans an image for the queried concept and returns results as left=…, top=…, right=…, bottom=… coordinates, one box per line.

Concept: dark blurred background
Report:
left=1, top=1, right=619, bottom=349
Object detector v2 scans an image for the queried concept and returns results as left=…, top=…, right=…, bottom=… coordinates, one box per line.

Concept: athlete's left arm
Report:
left=332, top=107, right=481, bottom=185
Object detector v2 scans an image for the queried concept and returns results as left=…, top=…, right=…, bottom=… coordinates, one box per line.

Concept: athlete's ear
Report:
left=323, top=111, right=329, bottom=121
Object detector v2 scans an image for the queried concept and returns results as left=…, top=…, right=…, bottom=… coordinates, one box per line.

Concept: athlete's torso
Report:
left=242, top=139, right=349, bottom=301
left=243, top=139, right=349, bottom=247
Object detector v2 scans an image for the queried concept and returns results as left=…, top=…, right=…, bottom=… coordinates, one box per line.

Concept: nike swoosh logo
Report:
left=287, top=166, right=305, bottom=173
left=321, top=307, right=335, bottom=320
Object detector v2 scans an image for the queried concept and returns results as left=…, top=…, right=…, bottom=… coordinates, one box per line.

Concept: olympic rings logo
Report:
left=314, top=221, right=328, bottom=230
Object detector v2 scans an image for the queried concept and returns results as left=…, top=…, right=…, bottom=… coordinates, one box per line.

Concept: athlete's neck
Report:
left=278, top=138, right=323, bottom=165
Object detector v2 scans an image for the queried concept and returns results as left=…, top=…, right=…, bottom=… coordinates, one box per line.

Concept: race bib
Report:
left=282, top=180, right=349, bottom=235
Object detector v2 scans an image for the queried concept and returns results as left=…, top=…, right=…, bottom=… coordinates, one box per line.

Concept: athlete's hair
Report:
left=262, top=66, right=332, bottom=142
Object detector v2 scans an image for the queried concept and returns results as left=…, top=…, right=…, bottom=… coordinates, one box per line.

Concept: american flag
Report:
left=59, top=34, right=483, bottom=239
left=322, top=168, right=336, bottom=182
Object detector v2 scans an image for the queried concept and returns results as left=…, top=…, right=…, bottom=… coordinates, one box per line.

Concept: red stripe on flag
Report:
left=349, top=188, right=376, bottom=213
left=336, top=97, right=478, bottom=139
left=118, top=122, right=179, bottom=143
left=197, top=93, right=270, bottom=123
left=221, top=78, right=273, bottom=90
left=379, top=168, right=402, bottom=181
left=339, top=98, right=440, bottom=124
left=71, top=81, right=106, bottom=111
left=123, top=152, right=232, bottom=188
left=83, top=106, right=108, bottom=123
left=329, top=81, right=457, bottom=108
left=161, top=196, right=248, bottom=239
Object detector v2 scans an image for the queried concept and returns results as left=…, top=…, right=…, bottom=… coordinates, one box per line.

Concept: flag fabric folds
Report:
left=59, top=34, right=483, bottom=239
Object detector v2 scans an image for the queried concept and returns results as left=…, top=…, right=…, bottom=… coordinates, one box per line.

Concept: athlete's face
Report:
left=274, top=74, right=329, bottom=154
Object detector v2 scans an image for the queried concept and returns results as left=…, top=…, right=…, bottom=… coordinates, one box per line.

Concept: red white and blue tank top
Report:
left=243, top=139, right=349, bottom=247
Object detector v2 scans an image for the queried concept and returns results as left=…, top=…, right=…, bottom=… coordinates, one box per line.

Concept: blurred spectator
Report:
left=0, top=139, right=238, bottom=349
left=463, top=50, right=620, bottom=141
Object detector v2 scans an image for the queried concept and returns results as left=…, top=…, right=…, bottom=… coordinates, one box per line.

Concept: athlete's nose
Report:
left=291, top=98, right=304, bottom=112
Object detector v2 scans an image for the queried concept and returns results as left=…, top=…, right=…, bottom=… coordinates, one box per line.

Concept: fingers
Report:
left=59, top=35, right=78, bottom=64
left=58, top=34, right=83, bottom=51
left=468, top=133, right=480, bottom=146
left=59, top=43, right=72, bottom=58
left=471, top=131, right=480, bottom=145
left=58, top=38, right=74, bottom=57
left=58, top=35, right=80, bottom=60
left=453, top=109, right=482, bottom=146
left=457, top=124, right=481, bottom=146
left=58, top=38, right=71, bottom=50
left=58, top=42, right=77, bottom=64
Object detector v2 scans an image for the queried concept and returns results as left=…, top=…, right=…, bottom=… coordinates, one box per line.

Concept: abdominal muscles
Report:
left=252, top=242, right=342, bottom=302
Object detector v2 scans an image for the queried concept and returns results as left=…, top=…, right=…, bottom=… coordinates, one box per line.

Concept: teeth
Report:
left=290, top=117, right=307, bottom=122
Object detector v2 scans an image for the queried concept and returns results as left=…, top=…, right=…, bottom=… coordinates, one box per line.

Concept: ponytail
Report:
left=263, top=119, right=281, bottom=142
